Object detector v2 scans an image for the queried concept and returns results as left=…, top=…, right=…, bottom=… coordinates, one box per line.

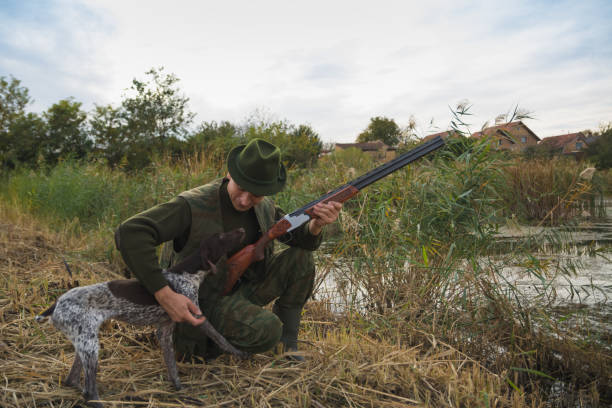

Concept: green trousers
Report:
left=174, top=246, right=315, bottom=357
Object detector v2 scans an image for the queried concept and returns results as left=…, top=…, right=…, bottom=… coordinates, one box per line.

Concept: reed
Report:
left=502, top=158, right=604, bottom=224
left=0, top=140, right=609, bottom=406
left=310, top=139, right=609, bottom=404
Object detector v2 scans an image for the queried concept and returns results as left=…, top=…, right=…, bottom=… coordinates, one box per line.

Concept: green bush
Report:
left=585, top=124, right=612, bottom=169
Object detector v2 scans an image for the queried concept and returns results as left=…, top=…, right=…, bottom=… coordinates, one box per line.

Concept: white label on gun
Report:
left=282, top=213, right=311, bottom=232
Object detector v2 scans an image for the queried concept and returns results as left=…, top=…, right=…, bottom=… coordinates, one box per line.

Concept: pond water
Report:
left=496, top=198, right=612, bottom=345
left=311, top=198, right=611, bottom=405
left=315, top=198, right=612, bottom=340
left=497, top=199, right=612, bottom=307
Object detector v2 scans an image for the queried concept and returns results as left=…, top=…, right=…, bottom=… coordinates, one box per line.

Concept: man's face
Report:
left=226, top=175, right=265, bottom=212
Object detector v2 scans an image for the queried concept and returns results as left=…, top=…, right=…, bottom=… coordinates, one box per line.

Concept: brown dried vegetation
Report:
left=1, top=208, right=531, bottom=407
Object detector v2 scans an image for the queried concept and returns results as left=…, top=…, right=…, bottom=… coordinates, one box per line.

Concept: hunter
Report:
left=115, top=138, right=342, bottom=360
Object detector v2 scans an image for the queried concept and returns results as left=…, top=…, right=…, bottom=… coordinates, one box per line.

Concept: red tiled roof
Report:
left=471, top=121, right=540, bottom=141
left=540, top=132, right=587, bottom=149
left=420, top=121, right=540, bottom=145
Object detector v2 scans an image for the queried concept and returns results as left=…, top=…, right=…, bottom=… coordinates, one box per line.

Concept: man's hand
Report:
left=154, top=285, right=207, bottom=326
left=308, top=201, right=342, bottom=236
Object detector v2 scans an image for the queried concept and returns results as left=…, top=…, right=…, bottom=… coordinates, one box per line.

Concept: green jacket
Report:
left=115, top=178, right=322, bottom=301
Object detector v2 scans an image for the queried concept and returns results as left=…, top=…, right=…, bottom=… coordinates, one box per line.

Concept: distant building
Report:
left=471, top=121, right=540, bottom=152
left=334, top=140, right=396, bottom=161
left=420, top=130, right=461, bottom=143
left=539, top=132, right=589, bottom=157
left=421, top=121, right=540, bottom=152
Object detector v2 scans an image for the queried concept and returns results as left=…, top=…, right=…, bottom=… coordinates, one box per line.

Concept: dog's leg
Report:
left=50, top=299, right=102, bottom=405
left=76, top=344, right=102, bottom=408
left=158, top=322, right=181, bottom=390
left=71, top=315, right=103, bottom=408
left=197, top=320, right=250, bottom=359
left=62, top=353, right=83, bottom=389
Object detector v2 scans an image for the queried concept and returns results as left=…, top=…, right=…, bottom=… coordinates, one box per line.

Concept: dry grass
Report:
left=502, top=159, right=601, bottom=224
left=0, top=207, right=534, bottom=407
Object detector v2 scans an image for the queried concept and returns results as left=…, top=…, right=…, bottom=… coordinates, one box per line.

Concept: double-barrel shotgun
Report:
left=222, top=135, right=445, bottom=295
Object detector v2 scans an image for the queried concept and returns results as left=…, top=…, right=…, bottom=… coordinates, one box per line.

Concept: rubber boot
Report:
left=272, top=303, right=305, bottom=361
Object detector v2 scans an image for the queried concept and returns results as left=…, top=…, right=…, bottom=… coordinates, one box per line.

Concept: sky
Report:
left=1, top=0, right=611, bottom=143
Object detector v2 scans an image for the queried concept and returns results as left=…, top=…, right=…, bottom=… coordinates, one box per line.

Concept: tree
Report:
left=243, top=118, right=322, bottom=168
left=357, top=116, right=401, bottom=146
left=0, top=75, right=34, bottom=169
left=585, top=123, right=612, bottom=169
left=121, top=67, right=194, bottom=152
left=187, top=120, right=242, bottom=161
left=90, top=104, right=126, bottom=167
left=0, top=75, right=31, bottom=135
left=4, top=113, right=46, bottom=168
left=285, top=124, right=322, bottom=167
left=113, top=67, right=196, bottom=169
left=42, top=98, right=91, bottom=164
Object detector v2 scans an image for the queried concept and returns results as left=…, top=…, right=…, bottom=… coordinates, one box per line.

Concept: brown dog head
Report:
left=200, top=228, right=245, bottom=273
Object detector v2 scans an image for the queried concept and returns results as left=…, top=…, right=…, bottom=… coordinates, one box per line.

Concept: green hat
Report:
left=227, top=138, right=287, bottom=196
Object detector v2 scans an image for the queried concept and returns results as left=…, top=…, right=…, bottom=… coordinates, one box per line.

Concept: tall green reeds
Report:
left=1, top=153, right=225, bottom=231
left=0, top=153, right=226, bottom=262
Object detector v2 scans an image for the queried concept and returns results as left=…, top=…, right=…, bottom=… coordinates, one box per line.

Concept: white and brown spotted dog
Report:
left=36, top=228, right=247, bottom=408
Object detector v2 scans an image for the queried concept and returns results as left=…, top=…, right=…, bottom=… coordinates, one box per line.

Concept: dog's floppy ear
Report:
left=199, top=234, right=213, bottom=269
left=199, top=232, right=223, bottom=269
left=199, top=228, right=246, bottom=272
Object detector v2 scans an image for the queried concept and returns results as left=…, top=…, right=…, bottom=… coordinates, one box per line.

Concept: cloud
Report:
left=0, top=0, right=610, bottom=142
left=0, top=0, right=115, bottom=111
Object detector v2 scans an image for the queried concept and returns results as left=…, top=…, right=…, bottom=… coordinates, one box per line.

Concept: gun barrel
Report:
left=349, top=136, right=444, bottom=190
left=290, top=136, right=445, bottom=216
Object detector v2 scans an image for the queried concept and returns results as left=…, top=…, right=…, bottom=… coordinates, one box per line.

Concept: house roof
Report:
left=540, top=132, right=587, bottom=149
left=335, top=141, right=391, bottom=151
left=471, top=121, right=541, bottom=141
left=421, top=121, right=540, bottom=143
left=421, top=130, right=460, bottom=142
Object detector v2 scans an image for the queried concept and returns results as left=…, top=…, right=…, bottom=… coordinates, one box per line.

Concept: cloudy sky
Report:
left=1, top=0, right=611, bottom=143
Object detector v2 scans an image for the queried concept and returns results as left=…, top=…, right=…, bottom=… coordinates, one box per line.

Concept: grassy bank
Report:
left=1, top=141, right=609, bottom=406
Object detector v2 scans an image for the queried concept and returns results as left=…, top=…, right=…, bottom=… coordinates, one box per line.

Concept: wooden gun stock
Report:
left=221, top=186, right=359, bottom=295
left=222, top=219, right=291, bottom=295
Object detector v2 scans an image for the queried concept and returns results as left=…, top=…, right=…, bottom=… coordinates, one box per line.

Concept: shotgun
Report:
left=222, top=136, right=445, bottom=295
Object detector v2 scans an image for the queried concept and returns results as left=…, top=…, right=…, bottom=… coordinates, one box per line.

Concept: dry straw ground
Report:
left=1, top=210, right=530, bottom=407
